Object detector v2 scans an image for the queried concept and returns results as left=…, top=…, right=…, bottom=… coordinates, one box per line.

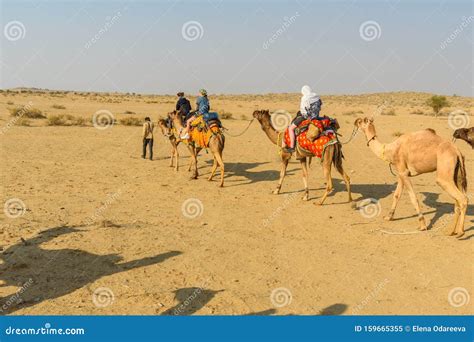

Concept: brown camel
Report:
left=157, top=118, right=192, bottom=172
left=168, top=111, right=225, bottom=187
left=453, top=127, right=474, bottom=149
left=355, top=117, right=468, bottom=237
left=253, top=110, right=352, bottom=205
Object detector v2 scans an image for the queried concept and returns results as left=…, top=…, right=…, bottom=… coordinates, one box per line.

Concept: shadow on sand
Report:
left=0, top=225, right=182, bottom=314
left=245, top=303, right=348, bottom=316
left=160, top=287, right=224, bottom=315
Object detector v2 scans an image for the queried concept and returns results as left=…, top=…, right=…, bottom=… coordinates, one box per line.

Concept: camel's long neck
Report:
left=258, top=117, right=279, bottom=145
left=172, top=117, right=184, bottom=130
left=364, top=131, right=393, bottom=163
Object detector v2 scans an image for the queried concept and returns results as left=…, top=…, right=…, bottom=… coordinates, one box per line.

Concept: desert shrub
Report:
left=6, top=101, right=14, bottom=105
left=381, top=109, right=396, bottom=116
left=9, top=106, right=46, bottom=119
left=51, top=104, right=66, bottom=109
left=220, top=111, right=233, bottom=120
left=72, top=116, right=88, bottom=126
left=426, top=95, right=449, bottom=116
left=120, top=117, right=142, bottom=126
left=410, top=109, right=425, bottom=115
left=342, top=110, right=364, bottom=116
left=392, top=131, right=403, bottom=137
left=47, top=115, right=66, bottom=126
left=124, top=110, right=135, bottom=114
left=17, top=118, right=31, bottom=126
left=47, top=114, right=88, bottom=126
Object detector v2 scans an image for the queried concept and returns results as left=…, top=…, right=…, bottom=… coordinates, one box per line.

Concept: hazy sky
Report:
left=1, top=0, right=472, bottom=95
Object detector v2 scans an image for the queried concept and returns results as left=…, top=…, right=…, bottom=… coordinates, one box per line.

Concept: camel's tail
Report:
left=332, top=142, right=345, bottom=174
left=454, top=152, right=467, bottom=193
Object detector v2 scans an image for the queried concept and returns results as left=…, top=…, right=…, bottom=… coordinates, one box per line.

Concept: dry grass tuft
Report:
left=9, top=107, right=46, bottom=119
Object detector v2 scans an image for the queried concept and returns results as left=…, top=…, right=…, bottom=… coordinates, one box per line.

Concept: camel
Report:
left=157, top=118, right=191, bottom=171
left=168, top=111, right=225, bottom=187
left=252, top=110, right=352, bottom=205
left=453, top=127, right=474, bottom=149
left=355, top=117, right=468, bottom=237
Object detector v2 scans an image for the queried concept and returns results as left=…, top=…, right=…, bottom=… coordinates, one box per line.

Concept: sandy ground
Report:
left=0, top=91, right=472, bottom=315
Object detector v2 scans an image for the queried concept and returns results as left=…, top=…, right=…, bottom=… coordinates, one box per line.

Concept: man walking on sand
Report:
left=142, top=117, right=154, bottom=160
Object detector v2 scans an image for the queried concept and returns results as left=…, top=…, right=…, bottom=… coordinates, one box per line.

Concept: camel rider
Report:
left=180, top=89, right=210, bottom=139
left=284, top=85, right=323, bottom=153
left=176, top=92, right=192, bottom=124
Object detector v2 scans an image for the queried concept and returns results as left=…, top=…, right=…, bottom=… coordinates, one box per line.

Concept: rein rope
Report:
left=223, top=118, right=255, bottom=137
left=338, top=126, right=358, bottom=145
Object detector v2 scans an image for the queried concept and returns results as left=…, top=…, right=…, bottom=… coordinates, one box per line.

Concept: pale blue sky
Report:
left=1, top=0, right=472, bottom=95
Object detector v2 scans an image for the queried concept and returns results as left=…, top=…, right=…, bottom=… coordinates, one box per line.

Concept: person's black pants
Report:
left=142, top=138, right=153, bottom=160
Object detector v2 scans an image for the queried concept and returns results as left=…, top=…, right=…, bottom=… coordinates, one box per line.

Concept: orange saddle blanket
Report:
left=284, top=118, right=336, bottom=158
left=188, top=116, right=221, bottom=148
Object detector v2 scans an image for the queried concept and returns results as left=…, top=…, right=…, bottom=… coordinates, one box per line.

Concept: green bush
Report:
left=426, top=95, right=449, bottom=116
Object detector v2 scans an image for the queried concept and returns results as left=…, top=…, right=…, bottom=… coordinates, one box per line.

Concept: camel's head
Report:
left=157, top=118, right=170, bottom=135
left=354, top=117, right=376, bottom=137
left=453, top=128, right=468, bottom=141
left=252, top=109, right=270, bottom=122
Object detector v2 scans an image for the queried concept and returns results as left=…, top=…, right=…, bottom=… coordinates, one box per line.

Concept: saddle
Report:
left=295, top=117, right=337, bottom=142
left=188, top=116, right=222, bottom=148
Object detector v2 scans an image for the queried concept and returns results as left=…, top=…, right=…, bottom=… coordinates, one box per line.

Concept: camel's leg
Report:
left=273, top=156, right=290, bottom=195
left=335, top=160, right=353, bottom=204
left=384, top=177, right=404, bottom=221
left=189, top=146, right=198, bottom=179
left=169, top=147, right=174, bottom=167
left=208, top=156, right=218, bottom=182
left=214, top=152, right=225, bottom=187
left=174, top=146, right=179, bottom=171
left=300, top=157, right=309, bottom=201
left=317, top=149, right=334, bottom=206
left=400, top=173, right=427, bottom=230
left=436, top=179, right=467, bottom=237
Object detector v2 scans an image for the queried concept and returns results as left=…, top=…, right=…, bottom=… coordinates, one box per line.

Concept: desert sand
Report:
left=0, top=90, right=472, bottom=315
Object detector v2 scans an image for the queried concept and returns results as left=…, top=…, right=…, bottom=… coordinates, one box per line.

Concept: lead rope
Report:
left=223, top=118, right=255, bottom=137
left=338, top=126, right=358, bottom=145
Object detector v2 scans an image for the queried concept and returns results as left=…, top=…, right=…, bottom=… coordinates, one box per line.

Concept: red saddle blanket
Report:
left=284, top=118, right=336, bottom=158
